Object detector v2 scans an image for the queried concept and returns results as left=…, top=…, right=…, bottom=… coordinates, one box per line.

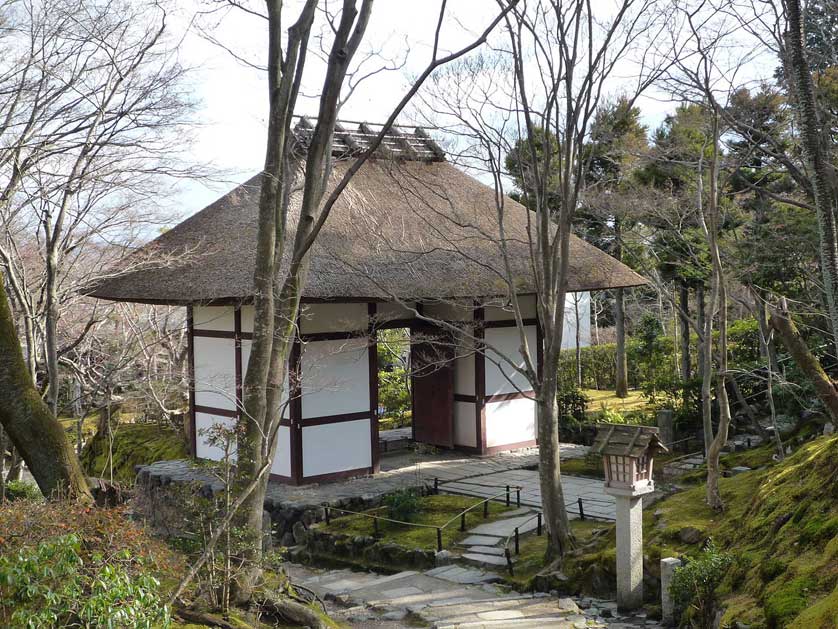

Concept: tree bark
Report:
left=769, top=301, right=838, bottom=424
left=679, top=282, right=691, bottom=383
left=615, top=288, right=628, bottom=397
left=0, top=273, right=92, bottom=501
left=574, top=294, right=582, bottom=388
left=702, top=113, right=732, bottom=512
left=784, top=0, right=838, bottom=358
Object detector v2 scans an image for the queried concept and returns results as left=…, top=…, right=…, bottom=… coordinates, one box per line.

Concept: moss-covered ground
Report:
left=318, top=494, right=513, bottom=551
left=512, top=435, right=838, bottom=628
left=80, top=422, right=188, bottom=484
left=582, top=388, right=651, bottom=416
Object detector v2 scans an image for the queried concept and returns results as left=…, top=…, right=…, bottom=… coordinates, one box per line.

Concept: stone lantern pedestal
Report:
left=591, top=423, right=668, bottom=613
left=604, top=482, right=655, bottom=610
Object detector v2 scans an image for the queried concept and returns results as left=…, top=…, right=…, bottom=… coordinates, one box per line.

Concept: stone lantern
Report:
left=592, top=424, right=668, bottom=611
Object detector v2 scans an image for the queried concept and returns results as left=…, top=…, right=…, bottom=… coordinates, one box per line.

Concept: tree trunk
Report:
left=0, top=273, right=92, bottom=501
left=784, top=0, right=838, bottom=358
left=769, top=301, right=838, bottom=424
left=574, top=295, right=582, bottom=388
left=615, top=288, right=628, bottom=397
left=702, top=112, right=732, bottom=512
left=679, top=282, right=691, bottom=383
left=538, top=354, right=573, bottom=559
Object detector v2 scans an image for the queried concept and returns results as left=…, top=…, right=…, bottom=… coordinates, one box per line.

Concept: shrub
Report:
left=670, top=540, right=734, bottom=629
left=379, top=366, right=412, bottom=428
left=0, top=533, right=170, bottom=628
left=383, top=489, right=422, bottom=522
left=3, top=479, right=41, bottom=501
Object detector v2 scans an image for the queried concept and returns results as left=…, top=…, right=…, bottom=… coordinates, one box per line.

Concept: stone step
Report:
left=424, top=564, right=501, bottom=584
left=463, top=545, right=506, bottom=556
left=461, top=552, right=510, bottom=568
left=459, top=534, right=503, bottom=546
left=434, top=617, right=589, bottom=629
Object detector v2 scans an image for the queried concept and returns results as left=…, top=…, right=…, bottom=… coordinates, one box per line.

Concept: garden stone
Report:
left=558, top=597, right=581, bottom=613
left=382, top=609, right=408, bottom=621
left=292, top=521, right=308, bottom=544
left=824, top=422, right=835, bottom=436
left=280, top=532, right=295, bottom=547
left=435, top=550, right=453, bottom=566
left=677, top=526, right=703, bottom=544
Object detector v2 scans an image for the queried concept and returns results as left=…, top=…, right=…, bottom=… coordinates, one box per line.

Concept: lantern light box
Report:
left=592, top=424, right=669, bottom=493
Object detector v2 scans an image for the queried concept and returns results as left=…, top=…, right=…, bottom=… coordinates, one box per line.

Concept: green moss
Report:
left=318, top=494, right=512, bottom=551
left=764, top=576, right=818, bottom=627
left=788, top=586, right=838, bottom=629
left=80, top=423, right=188, bottom=484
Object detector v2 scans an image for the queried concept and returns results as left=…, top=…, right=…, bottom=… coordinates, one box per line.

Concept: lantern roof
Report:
left=592, top=424, right=669, bottom=459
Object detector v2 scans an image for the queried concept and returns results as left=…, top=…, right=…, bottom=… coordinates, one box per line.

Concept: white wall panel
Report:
left=193, top=306, right=235, bottom=331
left=484, top=295, right=537, bottom=321
left=271, top=425, right=292, bottom=477
left=240, top=305, right=254, bottom=333
left=194, top=336, right=236, bottom=411
left=376, top=301, right=415, bottom=322
left=300, top=338, right=370, bottom=418
left=302, top=419, right=371, bottom=477
left=562, top=292, right=591, bottom=350
left=454, top=334, right=475, bottom=396
left=195, top=412, right=237, bottom=461
left=454, top=401, right=477, bottom=447
left=423, top=301, right=473, bottom=321
left=485, top=397, right=536, bottom=448
left=299, top=302, right=368, bottom=334
left=484, top=325, right=538, bottom=396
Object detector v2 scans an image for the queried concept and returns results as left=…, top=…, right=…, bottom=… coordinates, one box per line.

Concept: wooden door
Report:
left=411, top=325, right=454, bottom=448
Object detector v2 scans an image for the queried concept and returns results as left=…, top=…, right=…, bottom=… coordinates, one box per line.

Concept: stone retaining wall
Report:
left=132, top=460, right=424, bottom=547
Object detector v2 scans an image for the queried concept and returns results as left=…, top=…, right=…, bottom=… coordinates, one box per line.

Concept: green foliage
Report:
left=0, top=533, right=170, bottom=628
left=383, top=488, right=423, bottom=522
left=670, top=540, right=734, bottom=629
left=379, top=366, right=411, bottom=428
left=3, top=479, right=41, bottom=501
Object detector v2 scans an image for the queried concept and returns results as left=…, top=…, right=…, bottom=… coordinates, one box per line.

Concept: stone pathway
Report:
left=286, top=562, right=658, bottom=628
left=440, top=468, right=617, bottom=521
left=138, top=443, right=589, bottom=513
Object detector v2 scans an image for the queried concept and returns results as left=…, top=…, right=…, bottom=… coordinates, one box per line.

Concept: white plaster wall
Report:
left=300, top=338, right=370, bottom=418
left=299, top=302, right=368, bottom=334
left=376, top=301, right=415, bottom=323
left=484, top=325, right=538, bottom=396
left=240, top=305, right=254, bottom=333
left=423, top=300, right=473, bottom=321
left=485, top=397, right=536, bottom=448
left=454, top=333, right=475, bottom=396
left=562, top=292, right=591, bottom=350
left=193, top=336, right=236, bottom=411
left=302, top=419, right=371, bottom=476
left=271, top=425, right=292, bottom=477
left=484, top=295, right=537, bottom=321
left=195, top=411, right=237, bottom=460
left=193, top=306, right=235, bottom=331
left=454, top=401, right=477, bottom=447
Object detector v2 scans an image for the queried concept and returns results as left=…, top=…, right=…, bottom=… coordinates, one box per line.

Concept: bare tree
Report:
left=189, top=0, right=522, bottom=605
left=406, top=0, right=666, bottom=557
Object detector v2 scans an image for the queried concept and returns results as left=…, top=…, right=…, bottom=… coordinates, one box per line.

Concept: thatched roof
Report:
left=87, top=132, right=646, bottom=305
left=591, top=424, right=669, bottom=458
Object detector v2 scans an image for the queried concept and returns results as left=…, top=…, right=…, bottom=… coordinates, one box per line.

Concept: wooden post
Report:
left=537, top=512, right=542, bottom=536
left=514, top=527, right=520, bottom=555
left=516, top=487, right=521, bottom=508
left=436, top=528, right=443, bottom=552
left=578, top=497, right=585, bottom=520
left=505, top=548, right=514, bottom=576
left=460, top=512, right=466, bottom=532
left=373, top=518, right=379, bottom=537
left=483, top=500, right=489, bottom=519
left=505, top=485, right=510, bottom=506
left=324, top=505, right=330, bottom=525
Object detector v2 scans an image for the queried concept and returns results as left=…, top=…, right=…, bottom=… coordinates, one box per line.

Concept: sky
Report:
left=165, top=0, right=770, bottom=224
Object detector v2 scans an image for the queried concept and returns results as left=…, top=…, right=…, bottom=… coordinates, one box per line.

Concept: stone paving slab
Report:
left=459, top=534, right=503, bottom=546
left=462, top=552, right=508, bottom=567
left=441, top=468, right=616, bottom=521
